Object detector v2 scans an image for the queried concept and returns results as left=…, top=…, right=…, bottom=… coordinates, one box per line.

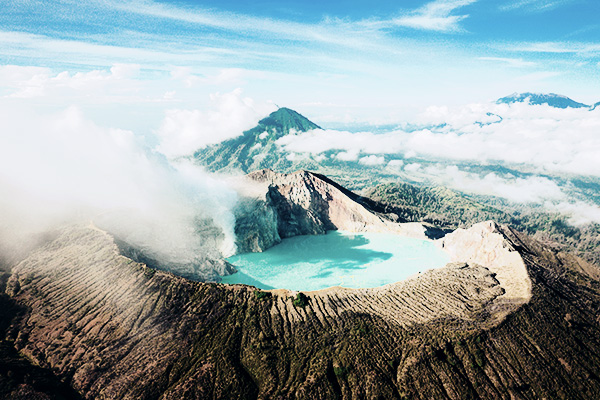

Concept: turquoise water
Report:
left=222, top=231, right=450, bottom=291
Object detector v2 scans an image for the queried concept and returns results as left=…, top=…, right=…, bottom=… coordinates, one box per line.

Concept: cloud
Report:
left=359, top=155, right=385, bottom=166
left=505, top=41, right=600, bottom=54
left=276, top=129, right=406, bottom=156
left=499, top=0, right=576, bottom=12
left=110, top=63, right=141, bottom=79
left=404, top=163, right=423, bottom=172
left=554, top=201, right=600, bottom=225
left=416, top=164, right=600, bottom=224
left=2, top=1, right=597, bottom=118
left=0, top=63, right=146, bottom=102
left=213, top=68, right=248, bottom=85
left=0, top=0, right=481, bottom=78
left=478, top=56, right=537, bottom=68
left=155, top=89, right=276, bottom=158
left=0, top=103, right=240, bottom=272
left=276, top=102, right=600, bottom=225
left=336, top=150, right=360, bottom=162
left=424, top=165, right=566, bottom=203
left=392, top=0, right=477, bottom=33
left=387, top=159, right=405, bottom=168
left=170, top=66, right=202, bottom=88
left=411, top=102, right=600, bottom=176
left=278, top=102, right=600, bottom=178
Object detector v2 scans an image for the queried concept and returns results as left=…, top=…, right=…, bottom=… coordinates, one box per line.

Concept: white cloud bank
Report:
left=423, top=165, right=600, bottom=224
left=359, top=155, right=385, bottom=166
left=423, top=165, right=565, bottom=203
left=0, top=64, right=142, bottom=100
left=275, top=102, right=600, bottom=224
left=277, top=102, right=600, bottom=177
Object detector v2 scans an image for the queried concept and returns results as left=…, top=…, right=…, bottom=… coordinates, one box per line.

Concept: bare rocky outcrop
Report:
left=234, top=169, right=437, bottom=253
left=438, top=221, right=532, bottom=322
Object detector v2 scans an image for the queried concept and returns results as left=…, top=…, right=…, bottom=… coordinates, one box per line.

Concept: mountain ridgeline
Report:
left=194, top=107, right=321, bottom=173
left=195, top=93, right=600, bottom=178
left=496, top=92, right=592, bottom=109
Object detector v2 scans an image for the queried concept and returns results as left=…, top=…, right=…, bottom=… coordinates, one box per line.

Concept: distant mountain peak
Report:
left=255, top=107, right=321, bottom=136
left=194, top=107, right=322, bottom=174
left=496, top=92, right=589, bottom=109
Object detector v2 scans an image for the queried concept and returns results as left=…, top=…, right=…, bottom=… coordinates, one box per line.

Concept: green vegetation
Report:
left=254, top=290, right=271, bottom=300
left=292, top=292, right=309, bottom=307
left=364, top=182, right=515, bottom=228
left=473, top=348, right=485, bottom=368
left=143, top=267, right=156, bottom=278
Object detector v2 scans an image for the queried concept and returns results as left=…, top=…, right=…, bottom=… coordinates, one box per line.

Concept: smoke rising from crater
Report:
left=0, top=104, right=239, bottom=271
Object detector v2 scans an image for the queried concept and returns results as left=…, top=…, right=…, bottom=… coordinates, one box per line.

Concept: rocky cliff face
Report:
left=2, top=216, right=600, bottom=399
left=234, top=169, right=439, bottom=253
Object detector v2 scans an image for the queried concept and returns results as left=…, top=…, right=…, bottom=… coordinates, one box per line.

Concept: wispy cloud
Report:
left=424, top=165, right=566, bottom=203
left=1, top=0, right=598, bottom=124
left=1, top=0, right=476, bottom=70
left=105, top=0, right=479, bottom=39
left=0, top=103, right=240, bottom=261
left=500, top=0, right=576, bottom=12
left=478, top=56, right=537, bottom=68
left=93, top=0, right=391, bottom=51
left=391, top=0, right=478, bottom=33
left=506, top=41, right=600, bottom=54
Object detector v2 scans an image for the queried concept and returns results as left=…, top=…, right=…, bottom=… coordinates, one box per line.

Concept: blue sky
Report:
left=1, top=0, right=600, bottom=124
left=2, top=0, right=600, bottom=229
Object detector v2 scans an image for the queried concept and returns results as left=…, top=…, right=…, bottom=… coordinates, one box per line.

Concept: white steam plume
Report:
left=0, top=104, right=238, bottom=273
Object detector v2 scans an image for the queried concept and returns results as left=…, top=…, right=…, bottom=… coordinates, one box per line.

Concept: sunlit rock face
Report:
left=233, top=169, right=438, bottom=254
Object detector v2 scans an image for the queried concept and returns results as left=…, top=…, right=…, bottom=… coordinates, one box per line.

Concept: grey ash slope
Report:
left=194, top=107, right=321, bottom=173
